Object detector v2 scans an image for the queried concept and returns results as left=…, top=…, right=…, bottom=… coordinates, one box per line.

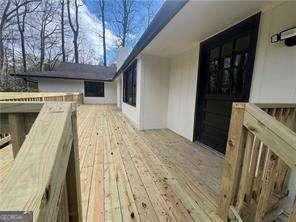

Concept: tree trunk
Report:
left=0, top=1, right=11, bottom=74
left=20, top=30, right=27, bottom=72
left=102, top=13, right=106, bottom=66
left=11, top=41, right=16, bottom=74
left=61, top=0, right=66, bottom=62
left=122, top=0, right=128, bottom=47
left=73, top=33, right=79, bottom=63
left=100, top=0, right=107, bottom=66
left=67, top=0, right=79, bottom=64
left=16, top=2, right=28, bottom=73
left=40, top=33, right=45, bottom=71
left=0, top=30, right=4, bottom=73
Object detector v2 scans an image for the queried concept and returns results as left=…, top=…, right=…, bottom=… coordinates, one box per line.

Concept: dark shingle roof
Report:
left=115, top=0, right=188, bottom=79
left=15, top=62, right=117, bottom=82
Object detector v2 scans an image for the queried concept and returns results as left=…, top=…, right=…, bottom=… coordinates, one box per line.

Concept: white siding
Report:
left=116, top=75, right=122, bottom=109
left=140, top=55, right=170, bottom=130
left=165, top=1, right=296, bottom=140
left=167, top=47, right=199, bottom=141
left=250, top=1, right=296, bottom=103
left=38, top=78, right=116, bottom=104
left=38, top=78, right=83, bottom=93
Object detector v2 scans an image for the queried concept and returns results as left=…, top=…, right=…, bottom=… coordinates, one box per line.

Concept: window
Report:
left=123, top=60, right=137, bottom=106
left=84, top=81, right=104, bottom=97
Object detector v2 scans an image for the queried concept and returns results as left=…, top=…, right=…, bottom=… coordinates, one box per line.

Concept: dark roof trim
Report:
left=113, top=0, right=188, bottom=80
left=14, top=74, right=113, bottom=82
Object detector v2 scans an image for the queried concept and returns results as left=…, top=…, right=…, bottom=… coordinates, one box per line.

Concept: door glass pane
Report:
left=224, top=57, right=231, bottom=69
left=232, top=67, right=240, bottom=94
left=235, top=54, right=241, bottom=66
left=235, top=35, right=250, bottom=52
left=210, top=47, right=220, bottom=60
left=222, top=42, right=233, bottom=57
left=221, top=69, right=230, bottom=94
left=208, top=60, right=218, bottom=93
left=244, top=52, right=248, bottom=65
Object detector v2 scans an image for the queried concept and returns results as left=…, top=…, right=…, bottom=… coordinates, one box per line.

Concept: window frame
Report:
left=84, top=81, right=105, bottom=97
left=123, top=60, right=137, bottom=106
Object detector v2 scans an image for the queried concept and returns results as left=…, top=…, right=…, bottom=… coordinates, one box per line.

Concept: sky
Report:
left=78, top=0, right=164, bottom=65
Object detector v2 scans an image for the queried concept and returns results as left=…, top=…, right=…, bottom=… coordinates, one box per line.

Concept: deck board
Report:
left=0, top=145, right=14, bottom=187
left=0, top=104, right=224, bottom=221
left=77, top=105, right=224, bottom=222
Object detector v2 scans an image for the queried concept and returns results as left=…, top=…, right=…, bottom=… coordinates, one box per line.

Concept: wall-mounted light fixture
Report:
left=271, top=27, right=296, bottom=47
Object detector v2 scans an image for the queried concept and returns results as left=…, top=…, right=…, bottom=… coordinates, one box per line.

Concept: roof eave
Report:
left=14, top=74, right=113, bottom=82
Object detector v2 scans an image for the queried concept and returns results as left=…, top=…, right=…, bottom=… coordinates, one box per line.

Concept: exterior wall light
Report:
left=271, top=27, right=296, bottom=46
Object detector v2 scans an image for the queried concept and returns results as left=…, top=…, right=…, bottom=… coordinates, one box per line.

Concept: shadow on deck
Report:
left=78, top=105, right=224, bottom=221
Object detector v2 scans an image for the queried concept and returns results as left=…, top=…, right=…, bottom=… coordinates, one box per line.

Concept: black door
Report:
left=194, top=13, right=260, bottom=154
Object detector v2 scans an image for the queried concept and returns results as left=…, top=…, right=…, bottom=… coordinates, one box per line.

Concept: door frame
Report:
left=193, top=13, right=261, bottom=146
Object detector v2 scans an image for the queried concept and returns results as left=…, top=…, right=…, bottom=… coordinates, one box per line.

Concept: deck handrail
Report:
left=0, top=92, right=83, bottom=104
left=0, top=102, right=82, bottom=222
left=219, top=103, right=296, bottom=222
left=0, top=92, right=83, bottom=152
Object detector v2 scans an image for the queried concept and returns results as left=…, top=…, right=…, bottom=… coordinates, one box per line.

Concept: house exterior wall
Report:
left=250, top=1, right=296, bottom=103
left=38, top=78, right=116, bottom=104
left=121, top=58, right=142, bottom=129
left=116, top=75, right=122, bottom=109
left=166, top=47, right=199, bottom=140
left=120, top=1, right=295, bottom=139
left=165, top=1, right=296, bottom=141
left=121, top=55, right=171, bottom=130
left=140, top=55, right=170, bottom=130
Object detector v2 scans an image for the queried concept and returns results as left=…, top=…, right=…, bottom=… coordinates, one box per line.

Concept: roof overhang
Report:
left=14, top=74, right=113, bottom=82
left=141, top=0, right=277, bottom=57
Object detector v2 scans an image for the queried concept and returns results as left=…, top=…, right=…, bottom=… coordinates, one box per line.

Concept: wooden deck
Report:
left=0, top=145, right=13, bottom=187
left=77, top=105, right=224, bottom=222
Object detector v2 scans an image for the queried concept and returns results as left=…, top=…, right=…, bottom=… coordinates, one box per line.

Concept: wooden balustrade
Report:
left=218, top=103, right=296, bottom=222
left=0, top=133, right=11, bottom=148
left=0, top=101, right=82, bottom=222
left=0, top=92, right=83, bottom=156
left=0, top=92, right=83, bottom=104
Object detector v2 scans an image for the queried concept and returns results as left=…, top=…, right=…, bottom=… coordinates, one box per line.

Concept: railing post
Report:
left=66, top=105, right=82, bottom=222
left=218, top=103, right=246, bottom=221
left=8, top=113, right=25, bottom=157
left=57, top=184, right=70, bottom=222
left=289, top=196, right=296, bottom=222
left=254, top=151, right=279, bottom=221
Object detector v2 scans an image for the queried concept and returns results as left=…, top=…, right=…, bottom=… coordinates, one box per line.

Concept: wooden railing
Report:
left=0, top=92, right=83, bottom=153
left=0, top=133, right=11, bottom=149
left=0, top=92, right=83, bottom=104
left=218, top=103, right=296, bottom=222
left=0, top=101, right=82, bottom=222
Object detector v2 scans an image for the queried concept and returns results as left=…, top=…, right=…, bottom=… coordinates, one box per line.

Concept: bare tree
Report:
left=8, top=29, right=17, bottom=74
left=0, top=0, right=36, bottom=73
left=98, top=0, right=106, bottom=66
left=144, top=0, right=154, bottom=28
left=60, top=0, right=66, bottom=62
left=111, top=0, right=136, bottom=48
left=67, top=0, right=79, bottom=63
left=16, top=0, right=28, bottom=72
left=38, top=0, right=58, bottom=71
